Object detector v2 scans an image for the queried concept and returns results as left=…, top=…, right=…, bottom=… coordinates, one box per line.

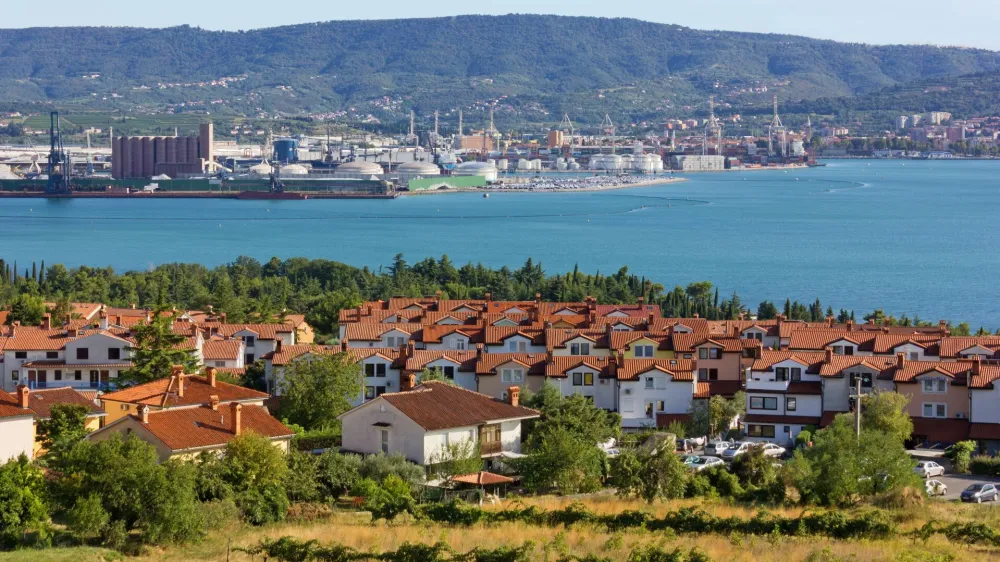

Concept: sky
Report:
left=7, top=0, right=1000, bottom=51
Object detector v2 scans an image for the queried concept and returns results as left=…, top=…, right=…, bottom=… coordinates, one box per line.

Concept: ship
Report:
left=236, top=166, right=308, bottom=199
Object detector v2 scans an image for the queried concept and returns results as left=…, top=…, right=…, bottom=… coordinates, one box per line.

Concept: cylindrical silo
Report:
left=111, top=137, right=121, bottom=179
left=121, top=137, right=132, bottom=179
left=142, top=137, right=154, bottom=177
left=187, top=135, right=198, bottom=167
left=166, top=137, right=177, bottom=164
left=130, top=137, right=142, bottom=178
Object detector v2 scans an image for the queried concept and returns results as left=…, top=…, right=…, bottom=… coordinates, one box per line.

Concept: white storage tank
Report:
left=497, top=158, right=509, bottom=171
left=589, top=154, right=622, bottom=170
left=454, top=161, right=498, bottom=181
left=569, top=162, right=581, bottom=170
left=530, top=159, right=543, bottom=170
left=394, top=161, right=441, bottom=182
left=334, top=160, right=384, bottom=179
left=516, top=159, right=531, bottom=171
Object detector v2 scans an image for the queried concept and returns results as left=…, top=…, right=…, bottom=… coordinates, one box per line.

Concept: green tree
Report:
left=0, top=455, right=49, bottom=548
left=687, top=393, right=744, bottom=439
left=7, top=294, right=46, bottom=326
left=860, top=391, right=913, bottom=444
left=316, top=451, right=363, bottom=500
left=218, top=432, right=289, bottom=525
left=37, top=403, right=90, bottom=459
left=418, top=366, right=458, bottom=386
left=525, top=390, right=620, bottom=449
left=279, top=353, right=363, bottom=430
left=946, top=441, right=976, bottom=474
left=66, top=493, right=110, bottom=543
left=429, top=439, right=483, bottom=483
left=283, top=449, right=321, bottom=503
left=351, top=474, right=415, bottom=522
left=357, top=453, right=424, bottom=488
left=119, top=295, right=198, bottom=386
left=516, top=427, right=605, bottom=495
left=609, top=446, right=688, bottom=503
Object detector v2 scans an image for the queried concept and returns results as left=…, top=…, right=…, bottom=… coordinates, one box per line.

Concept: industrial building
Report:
left=111, top=123, right=214, bottom=179
left=670, top=154, right=725, bottom=172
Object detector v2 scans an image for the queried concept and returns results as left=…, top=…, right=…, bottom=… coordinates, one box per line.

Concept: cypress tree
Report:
left=38, top=260, right=45, bottom=284
left=31, top=262, right=36, bottom=282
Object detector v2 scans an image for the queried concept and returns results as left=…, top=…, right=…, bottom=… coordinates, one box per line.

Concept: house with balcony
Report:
left=338, top=381, right=539, bottom=470
left=547, top=329, right=611, bottom=357
left=615, top=357, right=696, bottom=429
left=474, top=352, right=547, bottom=399
left=212, top=323, right=296, bottom=365
left=816, top=352, right=896, bottom=425
left=672, top=335, right=756, bottom=398
left=745, top=351, right=827, bottom=445
left=201, top=338, right=246, bottom=369
left=2, top=323, right=134, bottom=392
left=609, top=331, right=674, bottom=359
left=881, top=355, right=975, bottom=445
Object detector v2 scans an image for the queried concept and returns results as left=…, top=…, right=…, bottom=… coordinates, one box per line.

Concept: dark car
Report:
left=960, top=483, right=999, bottom=503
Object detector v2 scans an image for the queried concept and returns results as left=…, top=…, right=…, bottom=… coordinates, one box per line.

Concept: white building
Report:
left=338, top=381, right=539, bottom=468
left=0, top=388, right=36, bottom=461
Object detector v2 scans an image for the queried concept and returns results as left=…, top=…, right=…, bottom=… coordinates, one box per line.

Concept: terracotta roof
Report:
left=22, top=387, right=105, bottom=419
left=209, top=323, right=293, bottom=340
left=672, top=335, right=754, bottom=353
left=700, top=380, right=742, bottom=397
left=887, top=359, right=973, bottom=384
left=751, top=351, right=828, bottom=373
left=615, top=358, right=696, bottom=381
left=420, top=325, right=483, bottom=344
left=130, top=404, right=293, bottom=451
left=371, top=381, right=539, bottom=431
left=545, top=329, right=610, bottom=350
left=206, top=367, right=247, bottom=377
left=405, top=350, right=477, bottom=372
left=939, top=337, right=1000, bottom=359
left=694, top=382, right=711, bottom=399
left=3, top=327, right=76, bottom=351
left=101, top=373, right=267, bottom=408
left=969, top=363, right=1000, bottom=389
left=787, top=330, right=876, bottom=351
left=343, top=323, right=423, bottom=342
left=202, top=339, right=243, bottom=361
left=817, top=356, right=896, bottom=377
left=871, top=334, right=942, bottom=354
left=483, top=327, right=544, bottom=345
left=744, top=414, right=821, bottom=425
left=265, top=344, right=337, bottom=366
left=0, top=391, right=32, bottom=419
left=608, top=331, right=672, bottom=352
left=649, top=317, right=711, bottom=335
left=969, top=423, right=1000, bottom=441
left=544, top=356, right=611, bottom=378
left=451, top=471, right=514, bottom=485
left=475, top=353, right=547, bottom=376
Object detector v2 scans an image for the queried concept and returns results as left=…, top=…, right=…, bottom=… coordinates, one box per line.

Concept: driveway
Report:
left=926, top=472, right=1000, bottom=504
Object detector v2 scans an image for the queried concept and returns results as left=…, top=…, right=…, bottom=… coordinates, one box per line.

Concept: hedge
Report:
left=969, top=455, right=1000, bottom=477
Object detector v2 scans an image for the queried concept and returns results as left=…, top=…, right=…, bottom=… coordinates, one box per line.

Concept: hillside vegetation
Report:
left=2, top=15, right=1000, bottom=119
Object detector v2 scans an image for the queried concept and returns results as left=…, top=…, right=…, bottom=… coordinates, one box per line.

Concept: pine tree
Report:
left=118, top=290, right=198, bottom=386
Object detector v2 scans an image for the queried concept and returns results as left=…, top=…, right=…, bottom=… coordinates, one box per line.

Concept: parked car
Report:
left=759, top=443, right=786, bottom=458
left=914, top=461, right=945, bottom=478
left=705, top=441, right=731, bottom=456
left=961, top=483, right=998, bottom=503
left=680, top=455, right=701, bottom=465
left=689, top=456, right=724, bottom=471
left=925, top=479, right=948, bottom=497
left=721, top=442, right=753, bottom=461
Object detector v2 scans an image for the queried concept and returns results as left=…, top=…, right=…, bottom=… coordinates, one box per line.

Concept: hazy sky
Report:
left=7, top=0, right=1000, bottom=50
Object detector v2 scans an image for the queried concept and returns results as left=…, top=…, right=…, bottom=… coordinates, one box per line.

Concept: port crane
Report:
left=45, top=111, right=71, bottom=194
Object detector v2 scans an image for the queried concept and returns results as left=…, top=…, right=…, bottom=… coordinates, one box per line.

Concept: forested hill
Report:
left=2, top=15, right=1000, bottom=115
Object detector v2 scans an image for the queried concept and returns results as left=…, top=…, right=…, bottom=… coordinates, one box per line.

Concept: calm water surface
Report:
left=1, top=160, right=997, bottom=327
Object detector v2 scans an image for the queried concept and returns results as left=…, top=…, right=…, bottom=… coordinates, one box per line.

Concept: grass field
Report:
left=0, top=496, right=997, bottom=562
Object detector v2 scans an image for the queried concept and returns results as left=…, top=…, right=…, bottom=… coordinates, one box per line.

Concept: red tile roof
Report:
left=483, top=327, right=544, bottom=345
left=202, top=339, right=243, bottom=361
left=265, top=344, right=337, bottom=366
left=22, top=387, right=105, bottom=419
left=343, top=323, right=423, bottom=342
left=939, top=337, right=1000, bottom=359
left=404, top=350, right=477, bottom=372
left=101, top=373, right=267, bottom=408
left=969, top=363, right=1000, bottom=389
left=751, top=351, right=828, bottom=373
left=700, top=380, right=743, bottom=397
left=451, top=471, right=514, bottom=485
left=544, top=356, right=611, bottom=378
left=420, top=325, right=483, bottom=344
left=373, top=381, right=539, bottom=431
left=131, top=404, right=293, bottom=451
left=615, top=358, right=696, bottom=381
left=0, top=391, right=32, bottom=419
left=888, top=360, right=973, bottom=384
left=3, top=327, right=76, bottom=351
left=545, top=329, right=608, bottom=349
left=475, top=353, right=548, bottom=376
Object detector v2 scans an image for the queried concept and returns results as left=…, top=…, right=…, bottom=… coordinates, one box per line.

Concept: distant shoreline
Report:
left=402, top=176, right=689, bottom=196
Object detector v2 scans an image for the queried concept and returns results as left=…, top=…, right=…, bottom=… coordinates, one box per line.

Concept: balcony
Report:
left=28, top=381, right=115, bottom=391
left=479, top=441, right=503, bottom=456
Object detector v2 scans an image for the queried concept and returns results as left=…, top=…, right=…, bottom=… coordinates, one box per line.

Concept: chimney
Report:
left=175, top=374, right=185, bottom=398
left=896, top=352, right=905, bottom=369
left=484, top=292, right=492, bottom=303
left=534, top=293, right=541, bottom=304
left=140, top=405, right=150, bottom=424
left=507, top=386, right=520, bottom=407
left=220, top=312, right=227, bottom=323
left=476, top=343, right=484, bottom=360
left=826, top=315, right=834, bottom=327
left=434, top=290, right=442, bottom=303
left=939, top=320, right=948, bottom=332
left=647, top=312, right=655, bottom=328
left=406, top=340, right=415, bottom=358
left=209, top=395, right=220, bottom=411
left=637, top=296, right=644, bottom=307
left=973, top=355, right=982, bottom=376
left=66, top=325, right=78, bottom=338
left=846, top=320, right=854, bottom=332
left=99, top=309, right=109, bottom=330
left=868, top=318, right=875, bottom=326
left=825, top=347, right=833, bottom=363
left=130, top=303, right=136, bottom=310
left=341, top=340, right=348, bottom=352
left=668, top=324, right=675, bottom=336
left=693, top=313, right=700, bottom=319
left=401, top=373, right=417, bottom=391
left=274, top=338, right=282, bottom=355
left=40, top=314, right=51, bottom=330
left=17, top=385, right=29, bottom=409
left=206, top=367, right=217, bottom=387
left=230, top=402, right=242, bottom=436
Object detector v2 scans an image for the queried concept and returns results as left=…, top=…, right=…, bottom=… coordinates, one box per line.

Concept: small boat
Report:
left=483, top=193, right=489, bottom=198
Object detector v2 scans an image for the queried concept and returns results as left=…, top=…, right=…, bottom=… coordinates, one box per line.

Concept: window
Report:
left=832, top=346, right=842, bottom=355
left=909, top=352, right=919, bottom=360
left=922, top=379, right=946, bottom=393
left=786, top=397, right=797, bottom=411
left=365, top=386, right=376, bottom=400
left=74, top=370, right=82, bottom=381
left=747, top=425, right=776, bottom=438
left=54, top=370, right=62, bottom=381
left=443, top=366, right=455, bottom=380
left=502, top=369, right=522, bottom=383
left=645, top=401, right=654, bottom=418
left=775, top=367, right=788, bottom=381
left=750, top=396, right=778, bottom=410
left=791, top=368, right=802, bottom=381
left=645, top=377, right=654, bottom=389
left=683, top=354, right=692, bottom=359
left=508, top=340, right=527, bottom=352
left=699, top=348, right=708, bottom=360
left=635, top=345, right=654, bottom=358
left=37, top=371, right=47, bottom=384
left=572, top=372, right=584, bottom=386
left=783, top=426, right=791, bottom=435
left=10, top=371, right=18, bottom=381
left=710, top=348, right=721, bottom=359
left=380, top=429, right=389, bottom=454
left=108, top=347, right=121, bottom=360
left=848, top=372, right=873, bottom=388
left=708, top=369, right=718, bottom=381
left=245, top=353, right=254, bottom=365
left=365, top=364, right=375, bottom=376
left=844, top=346, right=854, bottom=356
left=76, top=348, right=89, bottom=360
left=698, top=368, right=708, bottom=381
left=584, top=372, right=594, bottom=386
left=656, top=400, right=665, bottom=412
left=570, top=342, right=590, bottom=355
left=14, top=352, right=27, bottom=359
left=376, top=364, right=387, bottom=377
left=46, top=351, right=58, bottom=359
left=922, top=403, right=947, bottom=418
left=243, top=335, right=256, bottom=347
left=120, top=404, right=129, bottom=411
left=454, top=340, right=466, bottom=350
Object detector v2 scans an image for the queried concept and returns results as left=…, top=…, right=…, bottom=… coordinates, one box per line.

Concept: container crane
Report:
left=46, top=111, right=71, bottom=193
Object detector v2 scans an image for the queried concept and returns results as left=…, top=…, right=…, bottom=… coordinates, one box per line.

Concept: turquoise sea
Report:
left=1, top=159, right=998, bottom=328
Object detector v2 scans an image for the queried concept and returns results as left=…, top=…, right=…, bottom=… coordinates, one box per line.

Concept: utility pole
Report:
left=854, top=376, right=862, bottom=440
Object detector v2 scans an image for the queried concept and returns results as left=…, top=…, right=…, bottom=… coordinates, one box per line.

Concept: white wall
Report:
left=421, top=358, right=475, bottom=391
left=492, top=335, right=545, bottom=354
left=552, top=366, right=615, bottom=410
left=972, top=386, right=1000, bottom=424
left=552, top=337, right=609, bottom=357
left=340, top=400, right=427, bottom=465
left=620, top=375, right=694, bottom=428
left=0, top=416, right=34, bottom=461
left=65, top=333, right=131, bottom=364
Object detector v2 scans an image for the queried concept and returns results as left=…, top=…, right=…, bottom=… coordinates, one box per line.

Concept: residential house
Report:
left=201, top=339, right=246, bottom=369
left=969, top=361, right=1000, bottom=454
left=543, top=356, right=616, bottom=410
left=404, top=349, right=477, bottom=391
left=89, top=400, right=293, bottom=461
left=883, top=355, right=974, bottom=445
left=338, top=381, right=539, bottom=469
left=474, top=352, right=547, bottom=399
left=2, top=323, right=133, bottom=392
left=745, top=351, right=826, bottom=445
left=0, top=388, right=36, bottom=460
left=99, top=366, right=268, bottom=423
left=615, top=357, right=696, bottom=429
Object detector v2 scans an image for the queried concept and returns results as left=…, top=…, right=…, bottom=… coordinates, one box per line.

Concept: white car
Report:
left=760, top=443, right=786, bottom=458
left=689, top=456, right=725, bottom=471
left=915, top=461, right=945, bottom=478
left=925, top=479, right=948, bottom=496
left=721, top=442, right=753, bottom=461
left=705, top=441, right=731, bottom=456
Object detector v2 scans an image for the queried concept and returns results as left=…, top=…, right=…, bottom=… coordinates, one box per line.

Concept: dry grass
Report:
left=3, top=497, right=999, bottom=562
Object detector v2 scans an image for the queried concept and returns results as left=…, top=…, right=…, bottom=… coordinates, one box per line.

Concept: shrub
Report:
left=317, top=451, right=363, bottom=500
left=700, top=466, right=744, bottom=499
left=358, top=453, right=425, bottom=488
left=66, top=493, right=109, bottom=543
left=946, top=441, right=976, bottom=474
left=969, top=455, right=1000, bottom=476
left=284, top=449, right=321, bottom=502
left=794, top=431, right=812, bottom=449
left=292, top=427, right=342, bottom=452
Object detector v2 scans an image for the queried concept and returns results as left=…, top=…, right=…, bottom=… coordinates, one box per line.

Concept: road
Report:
left=926, top=472, right=1000, bottom=504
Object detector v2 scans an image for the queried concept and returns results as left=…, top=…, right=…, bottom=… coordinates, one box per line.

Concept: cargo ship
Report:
left=236, top=171, right=308, bottom=199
